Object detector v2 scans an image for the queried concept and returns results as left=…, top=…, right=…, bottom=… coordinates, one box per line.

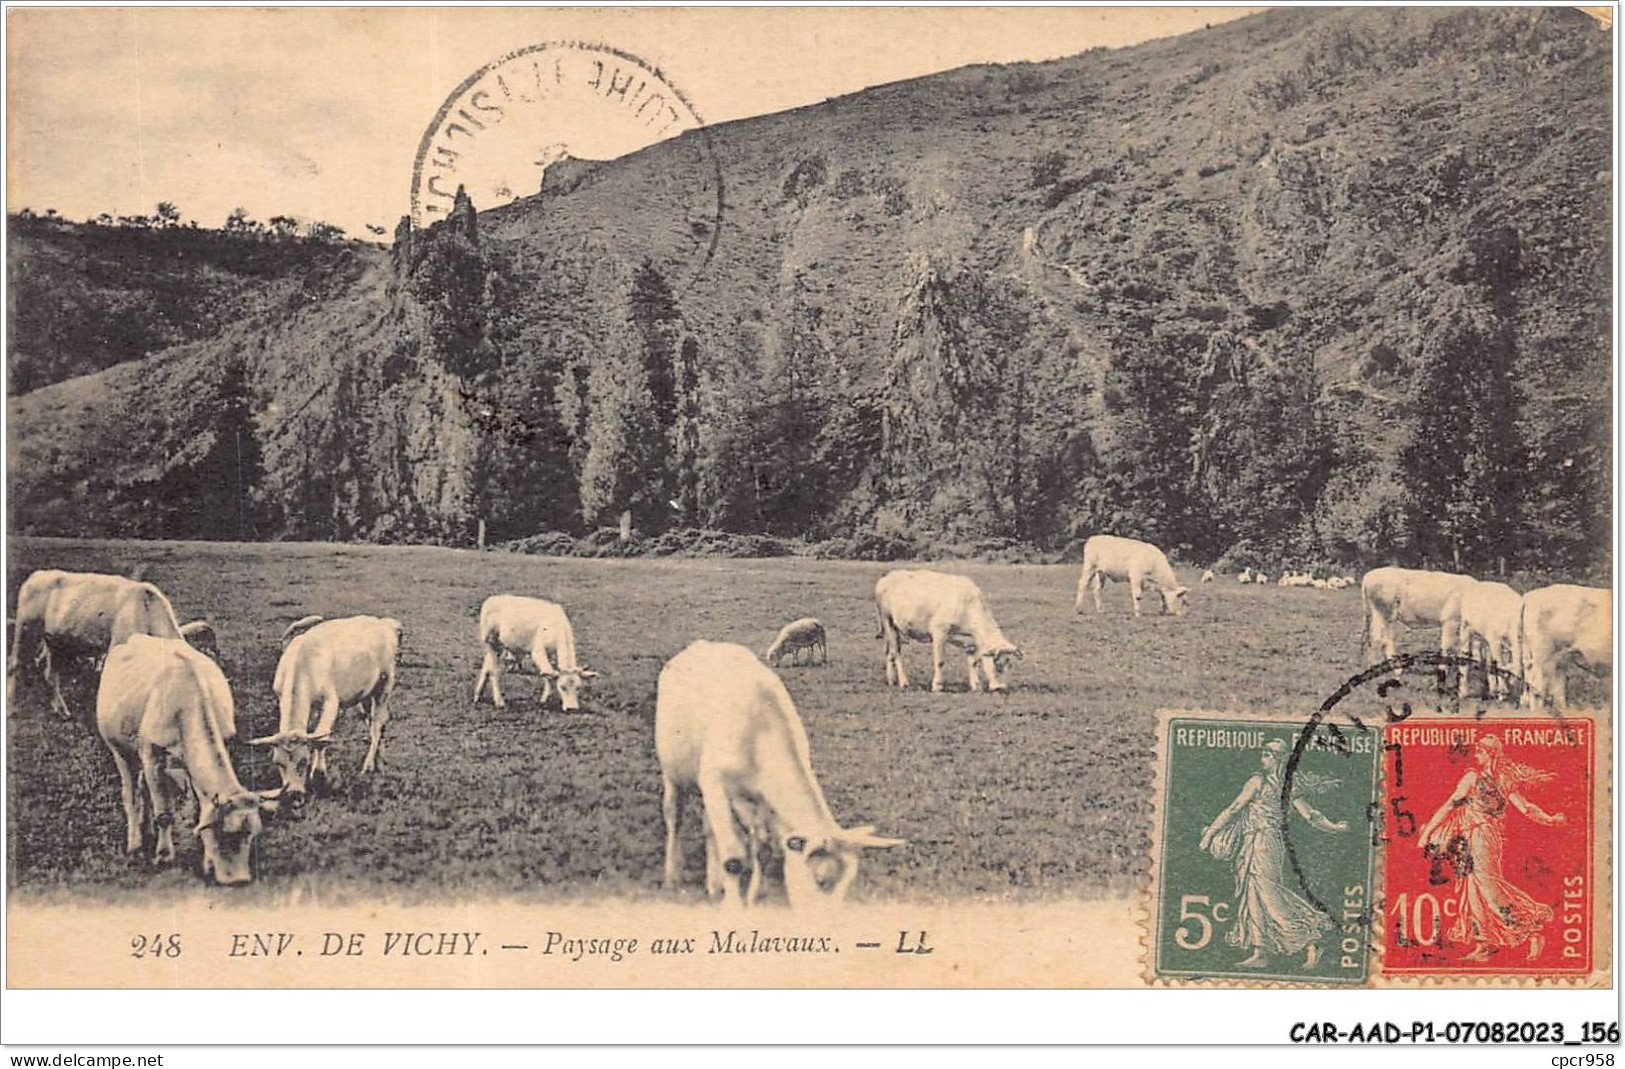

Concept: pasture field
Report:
left=5, top=538, right=1578, bottom=904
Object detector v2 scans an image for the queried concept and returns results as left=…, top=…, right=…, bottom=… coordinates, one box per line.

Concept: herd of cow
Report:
left=1356, top=564, right=1612, bottom=707
left=5, top=533, right=1613, bottom=903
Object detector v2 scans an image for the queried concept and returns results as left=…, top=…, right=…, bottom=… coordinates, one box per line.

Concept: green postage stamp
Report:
left=1149, top=711, right=1380, bottom=985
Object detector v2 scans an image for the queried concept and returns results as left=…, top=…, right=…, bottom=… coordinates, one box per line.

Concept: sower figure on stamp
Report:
left=1417, top=735, right=1565, bottom=962
left=1199, top=738, right=1348, bottom=969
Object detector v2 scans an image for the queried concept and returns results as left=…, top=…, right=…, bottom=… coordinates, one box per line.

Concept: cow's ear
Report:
left=255, top=788, right=284, bottom=815
left=194, top=800, right=221, bottom=836
left=840, top=824, right=907, bottom=850
left=580, top=669, right=601, bottom=680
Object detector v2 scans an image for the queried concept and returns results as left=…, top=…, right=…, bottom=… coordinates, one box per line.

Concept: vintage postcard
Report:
left=2, top=3, right=1613, bottom=1014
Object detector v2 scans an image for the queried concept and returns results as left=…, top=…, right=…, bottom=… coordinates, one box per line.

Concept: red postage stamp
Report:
left=1380, top=718, right=1597, bottom=977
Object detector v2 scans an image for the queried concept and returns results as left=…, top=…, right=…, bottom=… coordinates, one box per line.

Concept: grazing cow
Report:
left=1360, top=567, right=1477, bottom=673
left=1520, top=585, right=1612, bottom=710
left=8, top=569, right=216, bottom=719
left=1255, top=572, right=1270, bottom=586
left=252, top=615, right=402, bottom=801
left=1075, top=535, right=1190, bottom=617
left=656, top=641, right=904, bottom=907
left=1201, top=569, right=1216, bottom=584
left=474, top=595, right=599, bottom=711
left=1448, top=580, right=1524, bottom=701
left=1238, top=569, right=1254, bottom=585
left=96, top=634, right=279, bottom=884
left=876, top=570, right=1022, bottom=692
left=765, top=617, right=827, bottom=667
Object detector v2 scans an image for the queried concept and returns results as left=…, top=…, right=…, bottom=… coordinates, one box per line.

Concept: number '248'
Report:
left=131, top=934, right=182, bottom=959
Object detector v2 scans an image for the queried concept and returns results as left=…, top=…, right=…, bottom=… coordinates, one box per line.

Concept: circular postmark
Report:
left=1280, top=652, right=1571, bottom=907
left=410, top=41, right=724, bottom=289
left=1278, top=652, right=1592, bottom=973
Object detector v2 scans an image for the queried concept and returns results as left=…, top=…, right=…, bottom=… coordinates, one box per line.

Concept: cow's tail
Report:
left=271, top=648, right=290, bottom=706
left=1516, top=595, right=1531, bottom=703
left=8, top=579, right=46, bottom=684
left=1358, top=578, right=1376, bottom=666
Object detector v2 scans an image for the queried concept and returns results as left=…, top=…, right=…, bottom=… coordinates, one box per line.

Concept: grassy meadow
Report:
left=6, top=538, right=1573, bottom=904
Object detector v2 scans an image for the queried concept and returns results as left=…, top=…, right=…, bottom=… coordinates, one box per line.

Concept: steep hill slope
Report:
left=7, top=7, right=1612, bottom=571
left=6, top=218, right=369, bottom=393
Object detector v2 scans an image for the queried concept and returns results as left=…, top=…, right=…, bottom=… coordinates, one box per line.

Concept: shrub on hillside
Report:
left=501, top=527, right=796, bottom=559
left=1031, top=151, right=1067, bottom=188
left=806, top=531, right=922, bottom=561
left=502, top=531, right=579, bottom=557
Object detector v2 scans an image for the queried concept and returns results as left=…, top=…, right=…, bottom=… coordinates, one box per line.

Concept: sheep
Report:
left=764, top=617, right=828, bottom=667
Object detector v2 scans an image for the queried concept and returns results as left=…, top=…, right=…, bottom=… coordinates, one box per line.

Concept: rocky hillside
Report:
left=7, top=7, right=1612, bottom=572
left=6, top=217, right=371, bottom=394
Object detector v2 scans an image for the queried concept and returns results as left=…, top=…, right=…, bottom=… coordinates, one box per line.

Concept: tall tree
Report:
left=1400, top=229, right=1524, bottom=572
left=1087, top=310, right=1204, bottom=550
left=672, top=335, right=703, bottom=526
left=578, top=319, right=663, bottom=529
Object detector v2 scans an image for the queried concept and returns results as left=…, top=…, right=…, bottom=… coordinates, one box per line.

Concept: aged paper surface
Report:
left=3, top=5, right=1613, bottom=1001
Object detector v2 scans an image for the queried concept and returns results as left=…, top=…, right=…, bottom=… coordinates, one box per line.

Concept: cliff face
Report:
left=7, top=8, right=1612, bottom=568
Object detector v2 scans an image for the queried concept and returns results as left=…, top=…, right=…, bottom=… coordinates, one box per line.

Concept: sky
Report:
left=6, top=7, right=1260, bottom=237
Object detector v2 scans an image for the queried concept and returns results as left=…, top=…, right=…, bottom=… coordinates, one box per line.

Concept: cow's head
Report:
left=979, top=646, right=1024, bottom=692
left=179, top=619, right=220, bottom=661
left=196, top=789, right=280, bottom=885
left=781, top=825, right=906, bottom=908
left=248, top=729, right=335, bottom=804
left=541, top=666, right=600, bottom=712
left=1161, top=586, right=1191, bottom=616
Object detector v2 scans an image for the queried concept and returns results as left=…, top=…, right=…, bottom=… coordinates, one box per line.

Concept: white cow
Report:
left=474, top=595, right=598, bottom=712
left=1448, top=580, right=1524, bottom=700
left=876, top=570, right=1022, bottom=692
left=656, top=640, right=904, bottom=907
left=1075, top=535, right=1190, bottom=617
left=96, top=634, right=279, bottom=884
left=1360, top=567, right=1477, bottom=673
left=1201, top=569, right=1216, bottom=584
left=1238, top=569, right=1254, bottom=585
left=764, top=617, right=827, bottom=667
left=8, top=569, right=216, bottom=718
left=1520, top=585, right=1612, bottom=709
left=252, top=615, right=401, bottom=801
left=1255, top=572, right=1270, bottom=585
